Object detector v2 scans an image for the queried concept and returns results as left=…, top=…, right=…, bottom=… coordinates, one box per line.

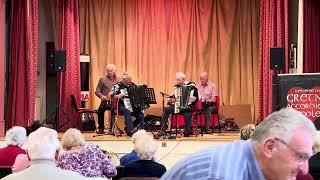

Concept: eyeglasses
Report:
left=275, top=137, right=310, bottom=166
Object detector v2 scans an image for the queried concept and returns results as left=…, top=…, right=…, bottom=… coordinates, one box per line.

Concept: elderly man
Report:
left=95, top=64, right=121, bottom=134
left=156, top=72, right=198, bottom=138
left=161, top=108, right=316, bottom=180
left=196, top=72, right=218, bottom=132
left=110, top=72, right=144, bottom=136
left=0, top=126, right=26, bottom=167
left=3, top=127, right=89, bottom=180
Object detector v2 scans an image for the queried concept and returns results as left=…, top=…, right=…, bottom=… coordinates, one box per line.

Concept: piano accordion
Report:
left=173, top=84, right=196, bottom=114
left=121, top=84, right=148, bottom=112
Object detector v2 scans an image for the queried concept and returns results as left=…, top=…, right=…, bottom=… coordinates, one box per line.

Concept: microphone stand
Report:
left=154, top=92, right=171, bottom=139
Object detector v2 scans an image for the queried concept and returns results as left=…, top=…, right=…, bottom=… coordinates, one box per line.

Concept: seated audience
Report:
left=124, top=135, right=166, bottom=178
left=240, top=124, right=255, bottom=140
left=120, top=129, right=147, bottom=166
left=12, top=121, right=42, bottom=173
left=3, top=127, right=88, bottom=180
left=309, top=131, right=320, bottom=179
left=58, top=128, right=117, bottom=178
left=161, top=108, right=316, bottom=180
left=0, top=126, right=27, bottom=167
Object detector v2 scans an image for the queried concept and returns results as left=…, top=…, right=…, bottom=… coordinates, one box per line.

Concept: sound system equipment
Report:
left=54, top=50, right=66, bottom=72
left=270, top=48, right=285, bottom=70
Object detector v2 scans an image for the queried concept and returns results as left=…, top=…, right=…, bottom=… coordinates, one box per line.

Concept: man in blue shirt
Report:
left=161, top=108, right=316, bottom=180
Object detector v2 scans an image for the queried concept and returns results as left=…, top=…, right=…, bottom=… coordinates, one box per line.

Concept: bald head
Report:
left=200, top=72, right=208, bottom=85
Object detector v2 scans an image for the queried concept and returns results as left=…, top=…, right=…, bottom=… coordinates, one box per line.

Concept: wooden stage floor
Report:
left=58, top=131, right=240, bottom=142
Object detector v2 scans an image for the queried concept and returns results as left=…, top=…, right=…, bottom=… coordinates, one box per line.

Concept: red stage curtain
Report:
left=6, top=0, right=38, bottom=130
left=303, top=0, right=320, bottom=72
left=258, top=0, right=289, bottom=122
left=51, top=0, right=80, bottom=131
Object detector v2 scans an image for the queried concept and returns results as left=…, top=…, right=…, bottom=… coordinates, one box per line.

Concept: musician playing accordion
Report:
left=109, top=72, right=144, bottom=137
left=157, top=72, right=199, bottom=137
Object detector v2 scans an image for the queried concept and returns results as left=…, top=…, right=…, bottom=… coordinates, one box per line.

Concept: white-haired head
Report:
left=134, top=135, right=158, bottom=160
left=5, top=126, right=27, bottom=147
left=106, top=64, right=116, bottom=71
left=251, top=108, right=317, bottom=143
left=61, top=128, right=86, bottom=150
left=106, top=64, right=116, bottom=77
left=131, top=129, right=147, bottom=144
left=199, top=72, right=208, bottom=85
left=26, top=127, right=60, bottom=161
left=175, top=72, right=186, bottom=85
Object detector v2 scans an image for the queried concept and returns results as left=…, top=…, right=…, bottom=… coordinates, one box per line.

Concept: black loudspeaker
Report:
left=54, top=50, right=66, bottom=72
left=46, top=42, right=55, bottom=75
left=270, top=48, right=285, bottom=70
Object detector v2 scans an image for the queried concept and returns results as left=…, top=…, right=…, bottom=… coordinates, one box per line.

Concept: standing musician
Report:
left=109, top=72, right=144, bottom=137
left=95, top=64, right=121, bottom=134
left=157, top=72, right=198, bottom=137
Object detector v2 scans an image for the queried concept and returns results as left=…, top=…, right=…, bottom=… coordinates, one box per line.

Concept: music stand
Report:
left=141, top=88, right=157, bottom=133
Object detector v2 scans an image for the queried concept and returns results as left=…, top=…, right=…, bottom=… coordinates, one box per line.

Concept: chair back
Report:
left=71, top=95, right=79, bottom=112
left=0, top=166, right=12, bottom=178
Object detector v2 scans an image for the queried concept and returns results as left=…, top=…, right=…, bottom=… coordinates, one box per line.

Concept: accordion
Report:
left=121, top=84, right=148, bottom=112
left=173, top=84, right=196, bottom=114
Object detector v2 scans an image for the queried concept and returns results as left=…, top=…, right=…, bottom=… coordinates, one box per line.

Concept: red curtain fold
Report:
left=6, top=0, right=38, bottom=130
left=54, top=0, right=81, bottom=131
left=303, top=0, right=320, bottom=72
left=258, top=0, right=289, bottom=122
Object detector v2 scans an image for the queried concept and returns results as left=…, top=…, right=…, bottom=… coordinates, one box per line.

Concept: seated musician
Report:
left=156, top=72, right=198, bottom=138
left=196, top=72, right=219, bottom=133
left=95, top=64, right=121, bottom=134
left=109, top=72, right=144, bottom=137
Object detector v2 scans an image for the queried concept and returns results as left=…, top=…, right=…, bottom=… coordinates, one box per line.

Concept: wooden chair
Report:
left=70, top=95, right=97, bottom=131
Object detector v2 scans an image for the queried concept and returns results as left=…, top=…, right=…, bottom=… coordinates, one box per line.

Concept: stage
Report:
left=0, top=131, right=239, bottom=169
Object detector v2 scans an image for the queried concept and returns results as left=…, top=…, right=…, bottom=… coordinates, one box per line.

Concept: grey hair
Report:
left=134, top=135, right=157, bottom=160
left=106, top=64, right=116, bottom=71
left=200, top=72, right=208, bottom=77
left=251, top=108, right=316, bottom=143
left=61, top=128, right=86, bottom=150
left=122, top=72, right=132, bottom=80
left=175, top=72, right=186, bottom=79
left=131, top=129, right=148, bottom=144
left=5, top=126, right=27, bottom=147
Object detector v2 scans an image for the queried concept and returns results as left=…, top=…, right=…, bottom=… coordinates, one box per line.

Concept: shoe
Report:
left=96, top=129, right=105, bottom=134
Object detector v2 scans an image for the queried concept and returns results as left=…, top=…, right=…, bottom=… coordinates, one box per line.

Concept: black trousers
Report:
left=97, top=101, right=113, bottom=131
left=162, top=105, right=192, bottom=135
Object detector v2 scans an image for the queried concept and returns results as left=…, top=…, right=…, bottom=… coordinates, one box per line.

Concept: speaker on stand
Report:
left=43, top=50, right=72, bottom=130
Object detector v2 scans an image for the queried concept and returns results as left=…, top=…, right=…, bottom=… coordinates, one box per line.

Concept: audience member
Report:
left=309, top=131, right=320, bottom=179
left=120, top=130, right=147, bottom=166
left=58, top=128, right=117, bottom=178
left=124, top=135, right=166, bottom=178
left=161, top=108, right=316, bottom=180
left=0, top=126, right=26, bottom=167
left=12, top=121, right=42, bottom=173
left=240, top=123, right=256, bottom=140
left=3, top=127, right=88, bottom=180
